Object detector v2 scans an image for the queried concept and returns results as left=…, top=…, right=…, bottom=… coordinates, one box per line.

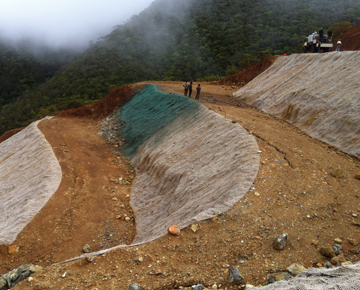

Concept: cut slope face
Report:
left=217, top=56, right=279, bottom=86
left=114, top=85, right=260, bottom=243
left=0, top=119, right=62, bottom=244
left=234, top=51, right=360, bottom=158
left=332, top=22, right=360, bottom=51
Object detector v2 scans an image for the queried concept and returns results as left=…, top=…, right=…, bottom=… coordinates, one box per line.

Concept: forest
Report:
left=0, top=0, right=359, bottom=135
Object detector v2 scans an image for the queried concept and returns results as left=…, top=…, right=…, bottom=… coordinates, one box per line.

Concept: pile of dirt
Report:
left=217, top=56, right=279, bottom=86
left=0, top=128, right=23, bottom=144
left=57, top=85, right=134, bottom=120
left=331, top=22, right=360, bottom=51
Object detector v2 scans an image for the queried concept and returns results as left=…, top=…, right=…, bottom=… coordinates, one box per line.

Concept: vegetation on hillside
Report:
left=1, top=0, right=360, bottom=135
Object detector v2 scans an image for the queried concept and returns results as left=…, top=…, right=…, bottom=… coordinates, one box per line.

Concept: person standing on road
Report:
left=183, top=81, right=189, bottom=96
left=319, top=28, right=324, bottom=43
left=336, top=40, right=342, bottom=52
left=195, top=84, right=201, bottom=100
left=327, top=29, right=333, bottom=40
left=188, top=82, right=193, bottom=98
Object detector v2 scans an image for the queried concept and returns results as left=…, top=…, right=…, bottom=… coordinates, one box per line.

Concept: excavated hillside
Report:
left=217, top=56, right=280, bottom=86
left=0, top=79, right=357, bottom=290
left=233, top=51, right=360, bottom=159
left=331, top=22, right=360, bottom=51
left=1, top=23, right=360, bottom=288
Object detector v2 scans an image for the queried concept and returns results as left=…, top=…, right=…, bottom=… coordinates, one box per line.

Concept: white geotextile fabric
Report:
left=58, top=103, right=260, bottom=263
left=131, top=105, right=260, bottom=243
left=0, top=119, right=62, bottom=244
left=234, top=51, right=360, bottom=158
left=253, top=262, right=360, bottom=290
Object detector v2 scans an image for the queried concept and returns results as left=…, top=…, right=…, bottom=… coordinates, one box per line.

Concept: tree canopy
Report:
left=1, top=0, right=360, bottom=135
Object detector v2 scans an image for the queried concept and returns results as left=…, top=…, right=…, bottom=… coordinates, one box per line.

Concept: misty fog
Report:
left=0, top=0, right=153, bottom=50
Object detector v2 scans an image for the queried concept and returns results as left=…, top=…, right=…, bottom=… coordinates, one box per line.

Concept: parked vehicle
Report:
left=303, top=32, right=333, bottom=53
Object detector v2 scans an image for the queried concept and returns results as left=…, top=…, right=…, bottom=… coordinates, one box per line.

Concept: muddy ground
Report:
left=2, top=81, right=360, bottom=290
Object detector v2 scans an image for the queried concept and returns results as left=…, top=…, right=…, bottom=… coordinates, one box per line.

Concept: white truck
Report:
left=303, top=32, right=333, bottom=53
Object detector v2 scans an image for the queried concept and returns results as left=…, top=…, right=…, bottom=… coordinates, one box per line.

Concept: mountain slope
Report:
left=1, top=0, right=360, bottom=135
left=234, top=51, right=360, bottom=158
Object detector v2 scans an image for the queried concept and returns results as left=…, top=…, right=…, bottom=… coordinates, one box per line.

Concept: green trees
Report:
left=1, top=0, right=360, bottom=136
left=329, top=21, right=354, bottom=38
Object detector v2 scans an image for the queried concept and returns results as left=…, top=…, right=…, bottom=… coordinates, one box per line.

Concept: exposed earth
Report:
left=2, top=23, right=360, bottom=289
left=0, top=78, right=359, bottom=289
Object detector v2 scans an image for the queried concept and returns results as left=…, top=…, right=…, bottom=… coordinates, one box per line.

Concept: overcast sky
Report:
left=0, top=0, right=152, bottom=48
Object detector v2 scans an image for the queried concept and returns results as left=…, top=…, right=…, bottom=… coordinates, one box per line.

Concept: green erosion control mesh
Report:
left=62, top=84, right=261, bottom=263
left=120, top=85, right=260, bottom=244
left=117, top=84, right=201, bottom=158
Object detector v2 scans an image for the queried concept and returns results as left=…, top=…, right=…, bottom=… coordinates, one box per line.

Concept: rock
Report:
left=351, top=220, right=360, bottom=227
left=341, top=261, right=353, bottom=266
left=347, top=238, right=358, bottom=246
left=83, top=244, right=91, bottom=253
left=273, top=233, right=287, bottom=250
left=267, top=272, right=293, bottom=284
left=311, top=240, right=319, bottom=246
left=227, top=267, right=243, bottom=285
left=0, top=278, right=7, bottom=290
left=330, top=166, right=343, bottom=178
left=8, top=245, right=19, bottom=254
left=245, top=284, right=255, bottom=289
left=28, top=277, right=34, bottom=282
left=334, top=238, right=342, bottom=244
left=320, top=247, right=336, bottom=258
left=354, top=174, right=360, bottom=180
left=0, top=264, right=42, bottom=289
left=349, top=249, right=360, bottom=255
left=87, top=257, right=95, bottom=262
left=191, top=224, right=199, bottom=232
left=286, top=263, right=307, bottom=276
left=212, top=284, right=218, bottom=289
left=168, top=225, right=181, bottom=236
left=331, top=254, right=346, bottom=265
left=324, top=261, right=333, bottom=268
left=191, top=284, right=205, bottom=290
left=332, top=244, right=343, bottom=255
left=128, top=282, right=140, bottom=290
left=125, top=216, right=131, bottom=221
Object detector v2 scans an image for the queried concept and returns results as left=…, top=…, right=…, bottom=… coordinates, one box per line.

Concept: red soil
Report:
left=57, top=85, right=134, bottom=120
left=217, top=56, right=280, bottom=86
left=332, top=22, right=360, bottom=51
left=0, top=128, right=24, bottom=143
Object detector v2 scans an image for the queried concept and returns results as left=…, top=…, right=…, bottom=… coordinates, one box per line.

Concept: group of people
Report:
left=313, top=28, right=341, bottom=52
left=183, top=81, right=201, bottom=100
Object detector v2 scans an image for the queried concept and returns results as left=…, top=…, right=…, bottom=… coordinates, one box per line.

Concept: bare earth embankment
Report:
left=0, top=77, right=356, bottom=289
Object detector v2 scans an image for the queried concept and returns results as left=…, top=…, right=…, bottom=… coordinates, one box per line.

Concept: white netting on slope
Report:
left=57, top=102, right=260, bottom=263
left=253, top=263, right=360, bottom=290
left=131, top=105, right=260, bottom=243
left=234, top=51, right=360, bottom=158
left=0, top=119, right=62, bottom=245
